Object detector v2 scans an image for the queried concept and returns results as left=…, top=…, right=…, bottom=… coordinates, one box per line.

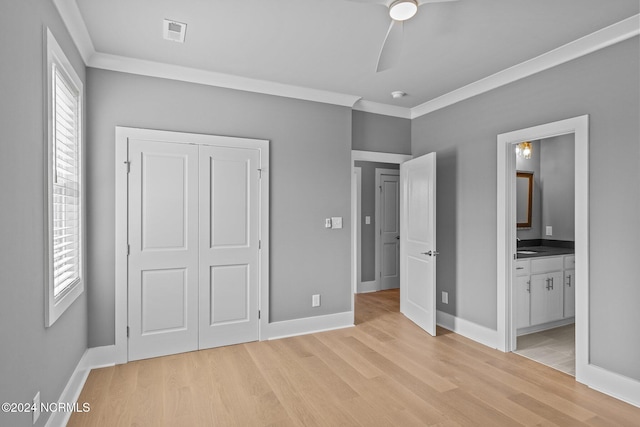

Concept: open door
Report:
left=400, top=152, right=437, bottom=336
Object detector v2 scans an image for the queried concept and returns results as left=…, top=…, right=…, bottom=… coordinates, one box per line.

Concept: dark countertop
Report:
left=516, top=246, right=575, bottom=259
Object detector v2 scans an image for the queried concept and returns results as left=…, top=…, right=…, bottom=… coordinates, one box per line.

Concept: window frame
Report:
left=45, top=28, right=84, bottom=327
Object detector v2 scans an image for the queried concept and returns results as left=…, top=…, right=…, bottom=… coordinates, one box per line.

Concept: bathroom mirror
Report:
left=516, top=171, right=533, bottom=228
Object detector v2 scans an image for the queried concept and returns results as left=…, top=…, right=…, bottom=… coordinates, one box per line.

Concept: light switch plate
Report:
left=442, top=291, right=449, bottom=304
left=325, top=218, right=332, bottom=228
left=365, top=216, right=371, bottom=225
left=331, top=217, right=343, bottom=229
left=312, top=294, right=320, bottom=307
left=546, top=226, right=553, bottom=236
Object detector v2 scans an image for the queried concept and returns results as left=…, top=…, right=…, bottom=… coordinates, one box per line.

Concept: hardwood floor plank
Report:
left=69, top=289, right=640, bottom=426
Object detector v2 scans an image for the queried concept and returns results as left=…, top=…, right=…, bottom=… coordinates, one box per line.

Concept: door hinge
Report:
left=124, top=161, right=130, bottom=173
left=126, top=326, right=129, bottom=338
left=258, top=310, right=261, bottom=319
left=127, top=244, right=130, bottom=255
left=258, top=168, right=263, bottom=179
left=259, top=240, right=261, bottom=250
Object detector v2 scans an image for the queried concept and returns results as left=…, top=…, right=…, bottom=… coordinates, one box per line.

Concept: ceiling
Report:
left=65, top=0, right=638, bottom=114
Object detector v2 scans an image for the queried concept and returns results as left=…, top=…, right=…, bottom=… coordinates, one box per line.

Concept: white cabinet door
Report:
left=530, top=271, right=563, bottom=325
left=515, top=275, right=531, bottom=329
left=564, top=269, right=575, bottom=318
left=128, top=140, right=199, bottom=361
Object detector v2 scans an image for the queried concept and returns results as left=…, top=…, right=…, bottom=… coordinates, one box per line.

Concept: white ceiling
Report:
left=67, top=0, right=638, bottom=113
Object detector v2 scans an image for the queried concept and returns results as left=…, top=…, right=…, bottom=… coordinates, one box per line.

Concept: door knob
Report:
left=421, top=250, right=440, bottom=256
left=396, top=236, right=400, bottom=240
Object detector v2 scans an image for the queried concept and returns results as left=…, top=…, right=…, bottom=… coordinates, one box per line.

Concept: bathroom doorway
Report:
left=511, top=135, right=576, bottom=375
left=496, top=115, right=589, bottom=384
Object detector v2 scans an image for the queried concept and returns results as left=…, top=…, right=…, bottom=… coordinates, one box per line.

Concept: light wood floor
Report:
left=69, top=290, right=639, bottom=426
left=516, top=324, right=576, bottom=376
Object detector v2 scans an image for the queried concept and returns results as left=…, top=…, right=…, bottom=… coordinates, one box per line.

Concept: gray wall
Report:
left=412, top=37, right=640, bottom=380
left=354, top=162, right=400, bottom=282
left=86, top=69, right=353, bottom=346
left=540, top=134, right=575, bottom=241
left=0, top=2, right=88, bottom=426
left=516, top=141, right=542, bottom=240
left=352, top=110, right=411, bottom=154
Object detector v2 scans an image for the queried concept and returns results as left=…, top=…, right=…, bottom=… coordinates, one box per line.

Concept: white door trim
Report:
left=351, top=151, right=412, bottom=313
left=114, top=127, right=269, bottom=364
left=375, top=168, right=400, bottom=291
left=497, top=117, right=589, bottom=364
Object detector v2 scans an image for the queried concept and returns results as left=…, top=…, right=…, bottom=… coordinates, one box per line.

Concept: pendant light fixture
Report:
left=516, top=141, right=532, bottom=159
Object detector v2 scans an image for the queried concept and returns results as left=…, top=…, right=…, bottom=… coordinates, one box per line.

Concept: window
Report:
left=45, top=29, right=84, bottom=327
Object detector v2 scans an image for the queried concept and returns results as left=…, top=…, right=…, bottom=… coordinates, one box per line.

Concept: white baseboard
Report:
left=265, top=311, right=354, bottom=340
left=358, top=280, right=378, bottom=293
left=437, top=310, right=499, bottom=349
left=517, top=317, right=574, bottom=336
left=581, top=364, right=640, bottom=408
left=45, top=345, right=116, bottom=427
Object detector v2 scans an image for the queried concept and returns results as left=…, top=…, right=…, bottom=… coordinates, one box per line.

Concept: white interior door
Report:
left=400, top=152, right=437, bottom=336
left=128, top=140, right=199, bottom=361
left=199, top=145, right=260, bottom=349
left=378, top=171, right=400, bottom=290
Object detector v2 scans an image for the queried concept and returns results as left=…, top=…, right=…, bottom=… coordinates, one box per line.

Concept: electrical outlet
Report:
left=33, top=391, right=40, bottom=424
left=546, top=226, right=553, bottom=236
left=442, top=291, right=449, bottom=304
left=312, top=294, right=320, bottom=307
left=331, top=217, right=343, bottom=229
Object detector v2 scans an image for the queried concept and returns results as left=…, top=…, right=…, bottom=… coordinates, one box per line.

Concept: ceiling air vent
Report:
left=163, top=19, right=187, bottom=43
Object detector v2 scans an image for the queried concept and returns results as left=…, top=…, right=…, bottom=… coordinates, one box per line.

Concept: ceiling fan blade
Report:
left=376, top=20, right=404, bottom=72
left=418, top=0, right=458, bottom=5
left=345, top=0, right=389, bottom=6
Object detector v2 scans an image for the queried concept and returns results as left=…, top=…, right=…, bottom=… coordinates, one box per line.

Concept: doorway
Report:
left=115, top=127, right=269, bottom=362
left=496, top=115, right=589, bottom=383
left=351, top=150, right=438, bottom=337
left=351, top=151, right=411, bottom=303
left=511, top=135, right=576, bottom=376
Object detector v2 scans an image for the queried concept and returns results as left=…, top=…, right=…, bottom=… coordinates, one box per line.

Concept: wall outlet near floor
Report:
left=546, top=226, right=553, bottom=236
left=442, top=291, right=449, bottom=304
left=33, top=391, right=40, bottom=424
left=312, top=294, right=321, bottom=307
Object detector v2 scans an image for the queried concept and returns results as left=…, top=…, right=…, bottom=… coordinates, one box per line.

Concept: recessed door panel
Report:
left=141, top=268, right=187, bottom=334
left=141, top=153, right=188, bottom=251
left=383, top=181, right=399, bottom=233
left=209, top=157, right=250, bottom=248
left=210, top=264, right=249, bottom=325
left=382, top=243, right=398, bottom=277
left=406, top=255, right=432, bottom=311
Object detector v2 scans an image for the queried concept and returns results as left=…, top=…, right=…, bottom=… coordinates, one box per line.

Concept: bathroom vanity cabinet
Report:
left=515, top=254, right=575, bottom=334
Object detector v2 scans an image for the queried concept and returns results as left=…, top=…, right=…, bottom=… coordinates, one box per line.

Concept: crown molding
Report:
left=411, top=14, right=640, bottom=119
left=89, top=53, right=361, bottom=107
left=53, top=0, right=95, bottom=64
left=353, top=100, right=412, bottom=119
left=54, top=1, right=638, bottom=116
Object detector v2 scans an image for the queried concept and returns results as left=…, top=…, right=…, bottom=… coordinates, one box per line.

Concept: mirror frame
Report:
left=516, top=171, right=533, bottom=228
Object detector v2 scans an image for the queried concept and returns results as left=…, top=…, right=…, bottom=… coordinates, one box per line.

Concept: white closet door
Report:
left=128, top=140, right=199, bottom=361
left=198, top=145, right=260, bottom=349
